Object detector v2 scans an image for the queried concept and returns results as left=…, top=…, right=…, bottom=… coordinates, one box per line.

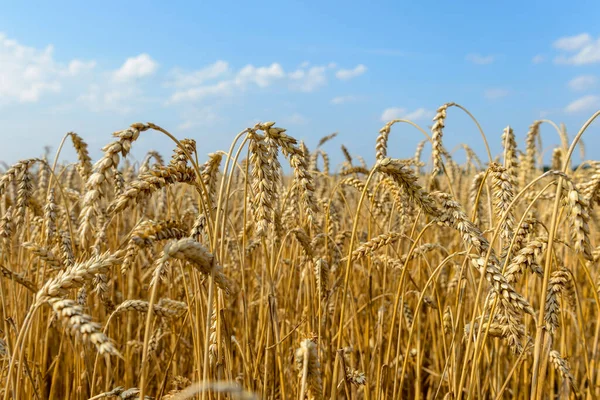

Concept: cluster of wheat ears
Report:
left=0, top=104, right=599, bottom=399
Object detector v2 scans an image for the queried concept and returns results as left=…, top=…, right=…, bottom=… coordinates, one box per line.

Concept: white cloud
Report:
left=553, top=33, right=600, bottom=65
left=166, top=61, right=230, bottom=88
left=484, top=88, right=510, bottom=100
left=169, top=62, right=331, bottom=103
left=380, top=107, right=433, bottom=122
left=466, top=53, right=495, bottom=65
left=532, top=54, right=545, bottom=64
left=554, top=33, right=592, bottom=51
left=236, top=63, right=285, bottom=87
left=568, top=75, right=597, bottom=91
left=404, top=108, right=434, bottom=120
left=0, top=33, right=95, bottom=104
left=64, top=60, right=96, bottom=76
left=330, top=95, right=357, bottom=105
left=564, top=95, right=600, bottom=114
left=289, top=65, right=327, bottom=92
left=113, top=53, right=158, bottom=81
left=335, top=64, right=367, bottom=80
left=169, top=80, right=236, bottom=103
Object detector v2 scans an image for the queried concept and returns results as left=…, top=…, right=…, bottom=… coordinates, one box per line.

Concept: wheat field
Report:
left=0, top=104, right=599, bottom=399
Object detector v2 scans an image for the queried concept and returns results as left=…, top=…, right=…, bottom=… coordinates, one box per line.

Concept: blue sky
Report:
left=1, top=1, right=600, bottom=167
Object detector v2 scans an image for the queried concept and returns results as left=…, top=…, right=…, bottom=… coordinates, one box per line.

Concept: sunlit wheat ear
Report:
left=375, top=123, right=391, bottom=161
left=443, top=306, right=453, bottom=334
left=79, top=123, right=149, bottom=246
left=377, top=157, right=440, bottom=217
left=247, top=128, right=275, bottom=238
left=317, top=132, right=338, bottom=148
left=15, top=163, right=33, bottom=227
left=48, top=297, right=121, bottom=357
left=525, top=120, right=541, bottom=173
left=139, top=150, right=165, bottom=175
left=349, top=232, right=402, bottom=262
left=0, top=159, right=39, bottom=197
left=314, top=258, right=329, bottom=300
left=549, top=350, right=578, bottom=397
left=552, top=148, right=563, bottom=171
left=69, top=132, right=92, bottom=182
left=88, top=386, right=153, bottom=400
left=108, top=165, right=197, bottom=215
left=43, top=188, right=57, bottom=243
left=340, top=144, right=353, bottom=166
left=59, top=229, right=75, bottom=267
left=92, top=273, right=115, bottom=312
left=562, top=179, right=593, bottom=260
left=122, top=219, right=188, bottom=272
left=295, top=338, right=323, bottom=400
left=169, top=138, right=197, bottom=169
left=581, top=162, right=600, bottom=207
left=431, top=103, right=453, bottom=175
left=0, top=265, right=36, bottom=292
left=490, top=162, right=515, bottom=242
left=0, top=207, right=14, bottom=257
left=200, top=152, right=222, bottom=207
left=504, top=237, right=546, bottom=284
left=291, top=227, right=314, bottom=259
left=310, top=149, right=330, bottom=175
left=433, top=192, right=533, bottom=316
left=468, top=171, right=487, bottom=224
left=113, top=299, right=182, bottom=318
left=157, top=298, right=188, bottom=312
left=434, top=191, right=492, bottom=256
left=35, top=251, right=121, bottom=304
left=23, top=242, right=61, bottom=269
left=36, top=159, right=49, bottom=207
left=544, top=267, right=575, bottom=334
left=263, top=123, right=318, bottom=224
left=506, top=217, right=538, bottom=258
left=164, top=238, right=235, bottom=294
left=501, top=126, right=518, bottom=180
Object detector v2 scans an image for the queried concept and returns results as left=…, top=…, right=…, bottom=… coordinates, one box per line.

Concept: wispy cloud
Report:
left=78, top=53, right=160, bottom=113
left=113, top=53, right=158, bottom=82
left=330, top=95, right=358, bottom=105
left=484, top=88, right=510, bottom=100
left=564, top=95, right=600, bottom=113
left=554, top=33, right=592, bottom=51
left=169, top=62, right=285, bottom=103
left=335, top=64, right=367, bottom=80
left=168, top=62, right=340, bottom=103
left=568, top=75, right=597, bottom=91
left=532, top=54, right=545, bottom=64
left=0, top=32, right=95, bottom=104
left=466, top=53, right=495, bottom=65
left=380, top=107, right=433, bottom=122
left=166, top=61, right=230, bottom=88
left=289, top=65, right=327, bottom=92
left=554, top=33, right=600, bottom=65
